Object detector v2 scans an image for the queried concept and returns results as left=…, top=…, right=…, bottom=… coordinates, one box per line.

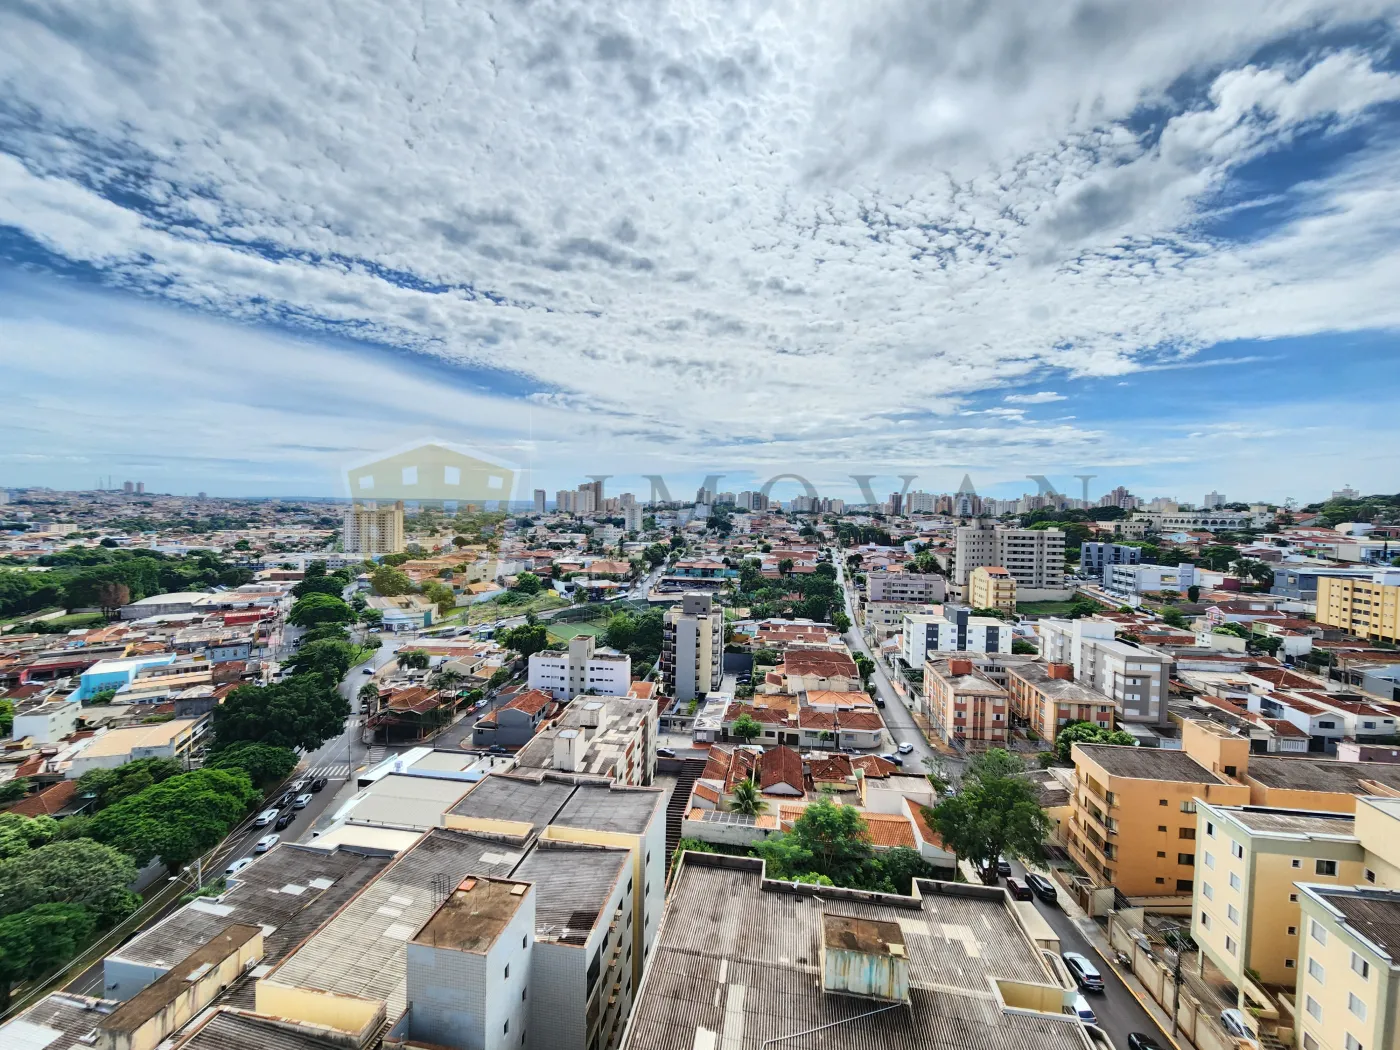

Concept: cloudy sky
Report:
left=3, top=1, right=1399, bottom=503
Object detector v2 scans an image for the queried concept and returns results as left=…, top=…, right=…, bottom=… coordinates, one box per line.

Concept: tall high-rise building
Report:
left=123, top=480, right=134, bottom=494
left=343, top=500, right=405, bottom=555
left=661, top=593, right=724, bottom=702
left=556, top=489, right=576, bottom=514
left=954, top=521, right=1065, bottom=591
left=135, top=481, right=145, bottom=494
left=623, top=503, right=644, bottom=532
left=887, top=492, right=902, bottom=515
left=533, top=488, right=547, bottom=514
left=1203, top=491, right=1226, bottom=509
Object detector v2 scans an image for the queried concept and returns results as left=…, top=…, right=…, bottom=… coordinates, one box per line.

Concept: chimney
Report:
left=948, top=659, right=973, bottom=677
left=554, top=728, right=585, bottom=772
left=1047, top=663, right=1074, bottom=680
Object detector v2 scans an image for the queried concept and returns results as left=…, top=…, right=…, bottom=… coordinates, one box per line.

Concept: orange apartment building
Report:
left=1006, top=662, right=1117, bottom=742
left=923, top=655, right=1008, bottom=750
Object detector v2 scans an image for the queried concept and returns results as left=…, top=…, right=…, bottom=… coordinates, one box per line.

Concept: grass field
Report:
left=546, top=620, right=607, bottom=643
left=1015, top=601, right=1079, bottom=617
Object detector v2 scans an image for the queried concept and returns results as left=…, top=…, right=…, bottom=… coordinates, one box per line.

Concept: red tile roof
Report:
left=758, top=747, right=804, bottom=794
left=501, top=689, right=553, bottom=716
left=783, top=650, right=858, bottom=678
left=1263, top=718, right=1309, bottom=738
left=1, top=779, right=79, bottom=817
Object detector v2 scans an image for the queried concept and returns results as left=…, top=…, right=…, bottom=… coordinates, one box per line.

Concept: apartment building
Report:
left=513, top=694, right=658, bottom=786
left=1106, top=562, right=1198, bottom=596
left=660, top=593, right=723, bottom=701
left=865, top=600, right=938, bottom=639
left=1039, top=618, right=1172, bottom=725
left=1067, top=740, right=1249, bottom=896
left=1295, top=883, right=1400, bottom=1050
left=865, top=570, right=947, bottom=603
left=1080, top=541, right=1142, bottom=581
left=343, top=499, right=405, bottom=555
left=953, top=521, right=1066, bottom=595
left=1317, top=572, right=1400, bottom=644
left=528, top=634, right=633, bottom=702
left=1005, top=662, right=1116, bottom=742
left=968, top=565, right=1017, bottom=613
left=924, top=656, right=1009, bottom=750
left=902, top=606, right=1011, bottom=667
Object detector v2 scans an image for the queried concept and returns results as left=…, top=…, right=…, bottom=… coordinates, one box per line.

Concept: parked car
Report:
left=1005, top=877, right=1033, bottom=901
left=656, top=747, right=677, bottom=758
left=488, top=744, right=507, bottom=754
left=253, top=807, right=279, bottom=828
left=1070, top=994, right=1097, bottom=1025
left=1220, top=1009, right=1254, bottom=1042
left=1025, top=872, right=1058, bottom=904
left=897, top=742, right=914, bottom=754
left=293, top=793, right=313, bottom=809
left=362, top=667, right=374, bottom=674
left=996, top=857, right=1012, bottom=878
left=253, top=833, right=280, bottom=853
left=274, top=811, right=295, bottom=830
left=275, top=790, right=295, bottom=808
left=310, top=777, right=328, bottom=793
left=1128, top=1034, right=1166, bottom=1050
left=1062, top=952, right=1104, bottom=993
left=224, top=857, right=254, bottom=878
left=879, top=753, right=904, bottom=767
left=875, top=698, right=886, bottom=708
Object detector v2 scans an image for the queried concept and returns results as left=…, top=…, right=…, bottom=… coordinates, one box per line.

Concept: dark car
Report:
left=996, top=857, right=1012, bottom=878
left=274, top=811, right=294, bottom=831
left=275, top=790, right=295, bottom=808
left=1062, top=952, right=1105, bottom=993
left=310, top=777, right=328, bottom=793
left=1005, top=877, right=1033, bottom=901
left=878, top=752, right=904, bottom=767
left=1128, top=1034, right=1166, bottom=1050
left=656, top=747, right=677, bottom=758
left=875, top=697, right=886, bottom=707
left=1025, top=872, right=1058, bottom=904
left=488, top=744, right=507, bottom=754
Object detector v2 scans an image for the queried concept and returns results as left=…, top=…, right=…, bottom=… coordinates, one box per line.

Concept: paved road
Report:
left=1008, top=859, right=1172, bottom=1050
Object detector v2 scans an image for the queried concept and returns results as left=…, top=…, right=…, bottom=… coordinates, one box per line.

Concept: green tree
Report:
left=1213, top=621, right=1249, bottom=639
left=203, top=743, right=298, bottom=786
left=499, top=623, right=549, bottom=658
left=1054, top=721, right=1136, bottom=763
left=292, top=574, right=345, bottom=599
left=420, top=579, right=456, bottom=615
left=288, top=592, right=354, bottom=628
left=832, top=610, right=851, bottom=632
left=511, top=572, right=543, bottom=596
left=399, top=648, right=431, bottom=670
left=76, top=757, right=184, bottom=811
left=928, top=748, right=1050, bottom=883
left=732, top=714, right=763, bottom=744
left=358, top=681, right=382, bottom=709
left=1011, top=639, right=1038, bottom=655
left=1161, top=607, right=1188, bottom=629
left=729, top=778, right=766, bottom=816
left=0, top=839, right=139, bottom=923
left=0, top=814, right=58, bottom=860
left=488, top=667, right=512, bottom=690
left=0, top=903, right=98, bottom=1008
left=370, top=564, right=414, bottom=596
left=783, top=797, right=872, bottom=884
left=86, top=768, right=261, bottom=872
left=1186, top=584, right=1201, bottom=603
left=214, top=678, right=348, bottom=752
left=0, top=698, right=12, bottom=736
left=286, top=638, right=359, bottom=682
left=0, top=779, right=31, bottom=805
left=777, top=558, right=795, bottom=576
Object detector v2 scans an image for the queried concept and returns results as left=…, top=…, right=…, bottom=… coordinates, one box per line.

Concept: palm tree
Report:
left=729, top=778, right=766, bottom=817
left=431, top=668, right=466, bottom=697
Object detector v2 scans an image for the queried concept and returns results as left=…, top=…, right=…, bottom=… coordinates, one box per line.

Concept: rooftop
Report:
left=551, top=781, right=664, bottom=836
left=1213, top=805, right=1357, bottom=839
left=0, top=993, right=120, bottom=1050
left=334, top=772, right=473, bottom=831
left=173, top=1009, right=349, bottom=1050
left=413, top=876, right=532, bottom=953
left=1313, top=886, right=1400, bottom=960
left=101, top=924, right=262, bottom=1035
left=76, top=718, right=199, bottom=758
left=1246, top=756, right=1400, bottom=794
left=1007, top=662, right=1116, bottom=705
left=446, top=772, right=577, bottom=833
left=1074, top=743, right=1225, bottom=784
left=512, top=844, right=630, bottom=945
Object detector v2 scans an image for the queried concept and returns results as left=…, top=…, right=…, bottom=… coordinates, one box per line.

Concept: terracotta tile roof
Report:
left=724, top=702, right=791, bottom=726
left=852, top=755, right=898, bottom=778
left=757, top=747, right=804, bottom=794
left=501, top=688, right=553, bottom=716
left=862, top=813, right=917, bottom=849
left=807, top=754, right=854, bottom=782
left=702, top=745, right=735, bottom=782
left=627, top=681, right=655, bottom=700
left=726, top=748, right=758, bottom=792
left=692, top=781, right=722, bottom=805
left=783, top=650, right=858, bottom=678
left=1263, top=718, right=1309, bottom=738
left=385, top=686, right=443, bottom=714
left=1, top=779, right=79, bottom=817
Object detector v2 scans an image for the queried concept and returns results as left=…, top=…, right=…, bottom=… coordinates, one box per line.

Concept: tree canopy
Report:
left=214, top=677, right=348, bottom=752
left=370, top=563, right=414, bottom=596
left=0, top=903, right=98, bottom=1007
left=203, top=743, right=298, bottom=786
left=0, top=839, right=139, bottom=924
left=928, top=749, right=1051, bottom=884
left=288, top=592, right=354, bottom=628
left=76, top=757, right=183, bottom=811
left=0, top=814, right=58, bottom=861
left=285, top=638, right=359, bottom=682
left=499, top=623, right=549, bottom=658
left=1054, top=721, right=1136, bottom=763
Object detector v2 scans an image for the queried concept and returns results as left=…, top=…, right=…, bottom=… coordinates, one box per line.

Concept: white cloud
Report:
left=0, top=1, right=1398, bottom=489
left=1003, top=391, right=1066, bottom=404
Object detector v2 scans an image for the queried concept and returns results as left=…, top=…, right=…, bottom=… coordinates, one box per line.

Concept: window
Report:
left=1228, top=904, right=1240, bottom=925
left=1177, top=879, right=1194, bottom=892
left=1231, top=841, right=1244, bottom=859
left=1226, top=935, right=1238, bottom=956
left=522, top=987, right=528, bottom=1001
left=523, top=935, right=528, bottom=949
left=1288, top=926, right=1297, bottom=936
left=1287, top=959, right=1296, bottom=969
left=1179, top=853, right=1195, bottom=866
left=1308, top=958, right=1325, bottom=983
left=1206, top=821, right=1216, bottom=838
left=1203, top=882, right=1214, bottom=900
left=1349, top=993, right=1367, bottom=1021
left=1346, top=1035, right=1364, bottom=1050
left=1303, top=1035, right=1318, bottom=1050
left=1292, top=858, right=1303, bottom=868
left=504, top=1021, right=510, bottom=1035
left=1160, top=799, right=1168, bottom=807
left=1181, top=800, right=1196, bottom=813
left=1230, top=873, right=1242, bottom=891
left=504, top=964, right=509, bottom=979
left=1158, top=851, right=1167, bottom=858
left=1311, top=919, right=1329, bottom=945
left=1204, top=852, right=1216, bottom=869
left=1201, top=911, right=1211, bottom=929
left=1316, top=859, right=1338, bottom=877
left=1180, top=828, right=1196, bottom=840
left=1307, top=995, right=1322, bottom=1020
left=1291, top=893, right=1300, bottom=903
left=1158, top=825, right=1168, bottom=832
left=1156, top=877, right=1166, bottom=884
left=1352, top=952, right=1371, bottom=979
left=1365, top=869, right=1376, bottom=884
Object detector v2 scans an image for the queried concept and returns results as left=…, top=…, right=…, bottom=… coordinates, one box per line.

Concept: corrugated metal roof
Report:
left=511, top=845, right=629, bottom=944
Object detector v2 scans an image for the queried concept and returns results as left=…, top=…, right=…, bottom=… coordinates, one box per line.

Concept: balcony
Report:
left=1080, top=802, right=1116, bottom=836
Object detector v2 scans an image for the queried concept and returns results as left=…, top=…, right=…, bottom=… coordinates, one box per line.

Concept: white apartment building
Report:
left=1106, top=562, right=1198, bottom=595
left=343, top=500, right=405, bottom=555
left=1038, top=618, right=1172, bottom=725
left=865, top=571, right=947, bottom=604
left=534, top=488, right=547, bottom=514
left=661, top=593, right=724, bottom=701
left=901, top=606, right=1012, bottom=667
left=528, top=634, right=633, bottom=701
left=953, top=522, right=1066, bottom=596
left=623, top=503, right=644, bottom=531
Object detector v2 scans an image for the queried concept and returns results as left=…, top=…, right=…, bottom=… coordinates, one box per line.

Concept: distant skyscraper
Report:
left=343, top=500, right=405, bottom=554
left=135, top=481, right=145, bottom=494
left=197, top=491, right=207, bottom=499
left=533, top=488, right=546, bottom=514
left=1203, top=491, right=1225, bottom=509
left=123, top=480, right=134, bottom=494
left=887, top=492, right=902, bottom=515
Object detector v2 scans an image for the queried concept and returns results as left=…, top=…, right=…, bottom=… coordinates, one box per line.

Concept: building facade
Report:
left=1005, top=662, right=1116, bottom=742
left=528, top=634, right=633, bottom=702
left=924, top=656, right=1009, bottom=750
left=661, top=593, right=723, bottom=701
left=1317, top=573, right=1400, bottom=643
left=865, top=571, right=947, bottom=604
left=967, top=565, right=1017, bottom=612
left=1080, top=542, right=1142, bottom=581
left=953, top=522, right=1066, bottom=593
left=343, top=500, right=406, bottom=555
left=901, top=607, right=1011, bottom=667
left=1038, top=618, right=1172, bottom=725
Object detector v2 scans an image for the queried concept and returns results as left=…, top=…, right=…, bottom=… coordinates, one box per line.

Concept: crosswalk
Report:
left=305, top=763, right=352, bottom=779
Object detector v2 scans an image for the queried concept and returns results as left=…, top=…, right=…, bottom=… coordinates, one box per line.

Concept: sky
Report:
left=2, top=1, right=1400, bottom=504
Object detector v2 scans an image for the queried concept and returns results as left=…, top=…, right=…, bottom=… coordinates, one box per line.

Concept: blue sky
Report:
left=2, top=2, right=1400, bottom=504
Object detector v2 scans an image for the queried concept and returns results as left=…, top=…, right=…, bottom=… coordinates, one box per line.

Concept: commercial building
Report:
left=366, top=593, right=437, bottom=632
left=1317, top=572, right=1400, bottom=643
left=865, top=570, right=947, bottom=604
left=968, top=565, right=1017, bottom=613
left=622, top=852, right=1107, bottom=1050
left=924, top=655, right=1010, bottom=750
left=528, top=634, right=633, bottom=702
left=1066, top=737, right=1249, bottom=896
left=1106, top=562, right=1198, bottom=596
left=1038, top=618, right=1173, bottom=725
left=660, top=593, right=723, bottom=701
left=901, top=606, right=1012, bottom=667
left=1005, top=662, right=1117, bottom=743
left=1080, top=541, right=1142, bottom=582
left=342, top=499, right=405, bottom=555
left=953, top=522, right=1066, bottom=596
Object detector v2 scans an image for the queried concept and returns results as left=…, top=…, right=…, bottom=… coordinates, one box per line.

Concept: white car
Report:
left=897, top=742, right=915, bottom=755
left=1071, top=994, right=1097, bottom=1025
left=252, top=807, right=279, bottom=828
left=253, top=833, right=280, bottom=853
left=223, top=857, right=255, bottom=878
left=1220, top=1009, right=1255, bottom=1042
left=293, top=793, right=313, bottom=809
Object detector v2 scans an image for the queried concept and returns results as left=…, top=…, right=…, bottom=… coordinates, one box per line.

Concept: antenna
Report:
left=431, top=872, right=451, bottom=904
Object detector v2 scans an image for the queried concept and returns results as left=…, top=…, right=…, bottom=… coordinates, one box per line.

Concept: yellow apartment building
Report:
left=1317, top=573, right=1400, bottom=644
left=1295, top=882, right=1400, bottom=1050
left=968, top=565, right=1017, bottom=614
left=1068, top=739, right=1250, bottom=897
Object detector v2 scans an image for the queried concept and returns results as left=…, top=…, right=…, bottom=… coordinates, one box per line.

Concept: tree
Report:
left=288, top=592, right=354, bottom=629
left=214, top=678, right=348, bottom=752
left=1187, top=584, right=1201, bottom=603
left=0, top=698, right=12, bottom=736
left=1054, top=721, right=1136, bottom=763
left=292, top=574, right=345, bottom=599
left=0, top=814, right=58, bottom=860
left=511, top=572, right=543, bottom=596
left=778, top=558, right=795, bottom=576
left=77, top=757, right=184, bottom=811
left=370, top=564, right=414, bottom=596
left=93, top=580, right=131, bottom=619
left=499, top=623, right=549, bottom=658
left=832, top=610, right=851, bottom=632
left=0, top=839, right=139, bottom=923
left=86, top=768, right=261, bottom=872
left=0, top=779, right=30, bottom=805
left=729, top=778, right=766, bottom=816
left=358, top=681, right=382, bottom=709
left=784, top=798, right=872, bottom=884
left=1213, top=621, right=1249, bottom=639
left=732, top=714, right=763, bottom=744
left=929, top=749, right=1050, bottom=883
left=286, top=638, right=358, bottom=682
left=0, top=903, right=98, bottom=1008
left=204, top=743, right=298, bottom=786
left=488, top=667, right=511, bottom=690
left=420, top=580, right=456, bottom=615
left=399, top=648, right=431, bottom=670
left=1011, top=639, right=1038, bottom=655
left=1161, top=608, right=1188, bottom=629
